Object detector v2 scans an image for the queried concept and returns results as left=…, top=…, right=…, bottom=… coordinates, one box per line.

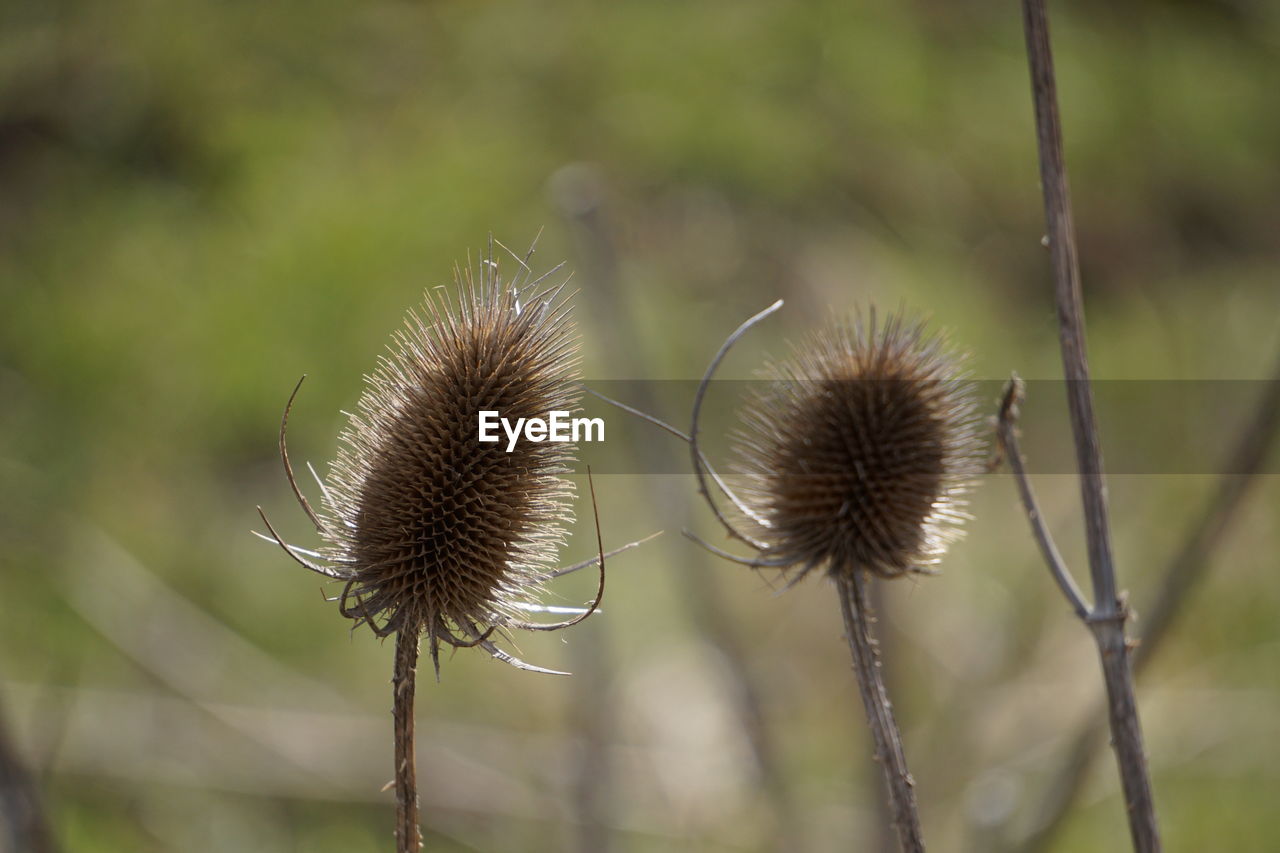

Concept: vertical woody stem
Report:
left=837, top=569, right=925, bottom=853
left=1018, top=0, right=1161, bottom=849
left=394, top=630, right=421, bottom=852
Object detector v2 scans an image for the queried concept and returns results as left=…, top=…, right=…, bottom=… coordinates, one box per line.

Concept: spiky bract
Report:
left=320, top=263, right=580, bottom=655
left=731, top=310, right=983, bottom=580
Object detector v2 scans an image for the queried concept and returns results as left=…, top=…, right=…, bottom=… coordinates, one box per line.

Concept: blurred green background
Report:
left=2, top=0, right=1278, bottom=851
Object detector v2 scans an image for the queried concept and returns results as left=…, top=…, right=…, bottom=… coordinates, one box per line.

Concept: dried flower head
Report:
left=691, top=305, right=983, bottom=585
left=680, top=303, right=982, bottom=852
left=259, top=248, right=604, bottom=677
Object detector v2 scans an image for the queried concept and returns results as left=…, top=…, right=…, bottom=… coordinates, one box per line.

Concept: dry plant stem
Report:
left=566, top=628, right=614, bottom=853
left=1020, top=0, right=1116, bottom=605
left=998, top=380, right=1089, bottom=622
left=393, top=630, right=421, bottom=853
left=0, top=703, right=59, bottom=853
left=683, top=563, right=801, bottom=851
left=1018, top=0, right=1161, bottom=849
left=1009, top=356, right=1280, bottom=853
left=1131, top=358, right=1280, bottom=671
left=557, top=183, right=802, bottom=852
left=864, top=581, right=903, bottom=853
left=998, top=381, right=1159, bottom=852
left=836, top=570, right=925, bottom=853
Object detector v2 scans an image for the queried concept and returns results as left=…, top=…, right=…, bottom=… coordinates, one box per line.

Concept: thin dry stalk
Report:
left=554, top=171, right=803, bottom=852
left=1008, top=353, right=1280, bottom=853
left=998, top=382, right=1160, bottom=853
left=565, top=625, right=614, bottom=853
left=836, top=570, right=924, bottom=853
left=0, top=702, right=59, bottom=853
left=1016, top=0, right=1162, bottom=848
left=393, top=630, right=421, bottom=853
left=864, top=581, right=903, bottom=853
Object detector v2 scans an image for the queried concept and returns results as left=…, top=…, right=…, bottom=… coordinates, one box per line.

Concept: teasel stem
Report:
left=1006, top=351, right=1280, bottom=853
left=393, top=628, right=421, bottom=853
left=1017, top=0, right=1161, bottom=848
left=835, top=568, right=925, bottom=853
left=554, top=170, right=802, bottom=852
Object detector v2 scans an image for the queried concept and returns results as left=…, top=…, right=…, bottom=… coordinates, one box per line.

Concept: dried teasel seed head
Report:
left=327, top=265, right=577, bottom=629
left=264, top=251, right=600, bottom=675
left=731, top=309, right=984, bottom=580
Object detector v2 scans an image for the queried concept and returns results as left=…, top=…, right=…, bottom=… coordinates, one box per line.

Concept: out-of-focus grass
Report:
left=2, top=0, right=1277, bottom=850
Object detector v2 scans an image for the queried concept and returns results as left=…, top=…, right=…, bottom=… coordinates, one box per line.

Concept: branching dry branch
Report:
left=996, top=378, right=1090, bottom=622
left=1014, top=0, right=1162, bottom=849
left=1008, top=351, right=1280, bottom=853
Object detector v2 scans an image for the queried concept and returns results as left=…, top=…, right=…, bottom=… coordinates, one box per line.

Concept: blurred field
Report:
left=2, top=1, right=1278, bottom=851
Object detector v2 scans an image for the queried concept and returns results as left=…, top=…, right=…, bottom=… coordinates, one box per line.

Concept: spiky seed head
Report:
left=731, top=309, right=983, bottom=580
left=319, top=261, right=579, bottom=647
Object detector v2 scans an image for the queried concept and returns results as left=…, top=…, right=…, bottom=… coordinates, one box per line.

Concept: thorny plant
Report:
left=256, top=238, right=653, bottom=851
left=593, top=300, right=983, bottom=853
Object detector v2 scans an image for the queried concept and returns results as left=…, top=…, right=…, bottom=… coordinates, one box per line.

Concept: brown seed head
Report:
left=731, top=309, right=983, bottom=580
left=316, top=260, right=581, bottom=655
